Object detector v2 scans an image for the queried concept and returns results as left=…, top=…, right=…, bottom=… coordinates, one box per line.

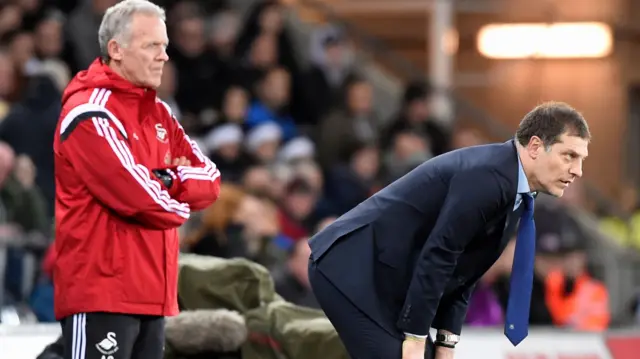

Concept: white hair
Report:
left=98, top=0, right=166, bottom=61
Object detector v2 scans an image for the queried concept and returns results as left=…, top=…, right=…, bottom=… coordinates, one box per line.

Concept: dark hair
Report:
left=342, top=74, right=368, bottom=91
left=234, top=0, right=281, bottom=58
left=402, top=80, right=432, bottom=105
left=285, top=177, right=314, bottom=195
left=515, top=101, right=590, bottom=148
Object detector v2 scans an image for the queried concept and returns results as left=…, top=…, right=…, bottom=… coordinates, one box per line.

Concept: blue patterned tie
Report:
left=504, top=194, right=535, bottom=346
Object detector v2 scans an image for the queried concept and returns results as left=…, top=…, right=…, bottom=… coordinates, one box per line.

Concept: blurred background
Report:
left=1, top=0, right=640, bottom=357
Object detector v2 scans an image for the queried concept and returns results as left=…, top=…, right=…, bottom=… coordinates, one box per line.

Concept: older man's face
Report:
left=113, top=13, right=169, bottom=89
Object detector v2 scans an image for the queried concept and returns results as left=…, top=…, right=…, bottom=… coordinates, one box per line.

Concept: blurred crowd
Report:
left=0, top=0, right=629, bottom=333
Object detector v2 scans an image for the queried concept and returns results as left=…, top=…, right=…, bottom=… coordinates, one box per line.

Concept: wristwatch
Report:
left=152, top=169, right=175, bottom=189
left=435, top=333, right=460, bottom=344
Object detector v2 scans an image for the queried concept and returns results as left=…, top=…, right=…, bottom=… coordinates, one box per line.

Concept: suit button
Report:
left=403, top=305, right=411, bottom=318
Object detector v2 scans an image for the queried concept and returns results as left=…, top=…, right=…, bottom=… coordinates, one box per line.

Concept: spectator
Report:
left=277, top=136, right=315, bottom=165
left=64, top=0, right=118, bottom=72
left=9, top=30, right=35, bottom=70
left=5, top=30, right=34, bottom=101
left=0, top=148, right=49, bottom=237
left=217, top=85, right=249, bottom=127
left=317, top=76, right=379, bottom=169
left=292, top=160, right=336, bottom=220
left=233, top=32, right=278, bottom=94
left=325, top=142, right=380, bottom=215
left=15, top=0, right=47, bottom=31
left=169, top=12, right=224, bottom=125
left=234, top=0, right=299, bottom=76
left=291, top=160, right=323, bottom=192
left=599, top=183, right=640, bottom=249
left=202, top=123, right=247, bottom=183
left=244, top=122, right=282, bottom=165
left=31, top=9, right=71, bottom=88
left=0, top=5, right=23, bottom=38
left=241, top=164, right=284, bottom=203
left=383, top=81, right=450, bottom=156
left=233, top=190, right=284, bottom=268
left=245, top=66, right=297, bottom=140
left=277, top=176, right=319, bottom=241
left=529, top=212, right=610, bottom=332
left=0, top=73, right=61, bottom=213
left=207, top=10, right=241, bottom=62
left=0, top=143, right=49, bottom=309
left=294, top=26, right=355, bottom=128
left=545, top=253, right=610, bottom=331
left=383, top=130, right=431, bottom=183
left=272, top=238, right=320, bottom=309
left=33, top=10, right=66, bottom=63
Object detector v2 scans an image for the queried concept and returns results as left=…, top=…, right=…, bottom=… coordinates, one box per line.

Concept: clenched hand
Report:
left=172, top=156, right=191, bottom=166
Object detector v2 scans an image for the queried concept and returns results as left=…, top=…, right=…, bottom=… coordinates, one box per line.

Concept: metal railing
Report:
left=295, top=0, right=627, bottom=218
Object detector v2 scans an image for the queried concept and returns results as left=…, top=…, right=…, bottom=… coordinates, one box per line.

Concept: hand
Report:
left=402, top=338, right=426, bottom=359
left=172, top=156, right=191, bottom=166
left=434, top=345, right=454, bottom=359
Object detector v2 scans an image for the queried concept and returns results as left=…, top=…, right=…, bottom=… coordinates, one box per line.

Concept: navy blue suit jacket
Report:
left=309, top=140, right=523, bottom=337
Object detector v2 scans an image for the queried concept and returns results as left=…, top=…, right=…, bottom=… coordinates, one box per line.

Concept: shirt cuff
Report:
left=404, top=333, right=428, bottom=340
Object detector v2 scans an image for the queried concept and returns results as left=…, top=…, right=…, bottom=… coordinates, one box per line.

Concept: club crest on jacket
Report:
left=155, top=123, right=168, bottom=143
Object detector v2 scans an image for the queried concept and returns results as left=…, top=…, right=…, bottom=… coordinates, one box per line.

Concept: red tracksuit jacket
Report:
left=53, top=59, right=221, bottom=319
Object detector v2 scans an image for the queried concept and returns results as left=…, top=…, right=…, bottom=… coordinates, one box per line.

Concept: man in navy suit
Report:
left=308, top=102, right=590, bottom=359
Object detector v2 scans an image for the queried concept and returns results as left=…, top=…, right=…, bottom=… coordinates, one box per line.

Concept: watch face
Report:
left=437, top=334, right=459, bottom=343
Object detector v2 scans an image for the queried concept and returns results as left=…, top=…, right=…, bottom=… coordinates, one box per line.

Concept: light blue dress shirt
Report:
left=514, top=155, right=532, bottom=211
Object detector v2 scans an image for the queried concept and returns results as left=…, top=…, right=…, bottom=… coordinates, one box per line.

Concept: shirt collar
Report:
left=516, top=153, right=531, bottom=194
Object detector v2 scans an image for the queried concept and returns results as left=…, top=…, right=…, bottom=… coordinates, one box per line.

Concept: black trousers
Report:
left=309, top=260, right=435, bottom=359
left=60, top=312, right=164, bottom=359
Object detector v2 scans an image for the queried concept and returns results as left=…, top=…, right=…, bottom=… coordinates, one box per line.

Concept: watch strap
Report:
left=434, top=341, right=456, bottom=349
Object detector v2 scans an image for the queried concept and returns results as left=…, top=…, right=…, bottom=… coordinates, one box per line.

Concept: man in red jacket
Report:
left=53, top=1, right=221, bottom=358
